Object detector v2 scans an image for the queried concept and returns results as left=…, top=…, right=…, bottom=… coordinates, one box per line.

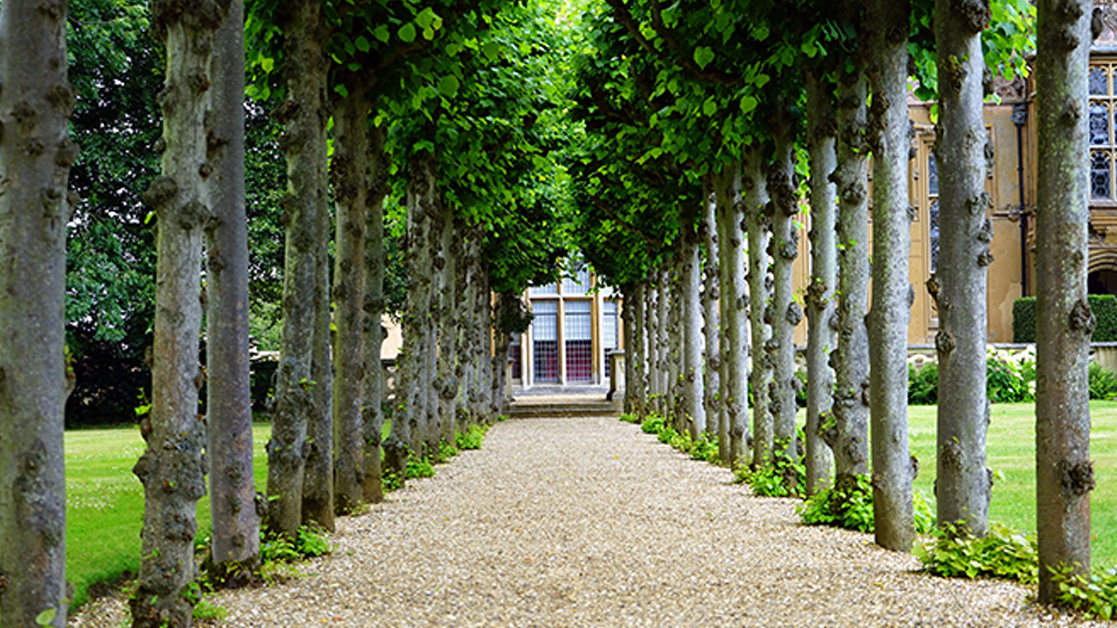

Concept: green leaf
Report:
left=261, top=57, right=274, bottom=73
left=693, top=46, right=715, bottom=70
left=423, top=27, right=435, bottom=41
left=703, top=98, right=718, bottom=116
left=372, top=25, right=390, bottom=43
left=739, top=95, right=758, bottom=114
left=438, top=75, right=460, bottom=97
left=481, top=42, right=501, bottom=61
left=36, top=608, right=57, bottom=626
left=355, top=35, right=370, bottom=53
left=398, top=23, right=417, bottom=44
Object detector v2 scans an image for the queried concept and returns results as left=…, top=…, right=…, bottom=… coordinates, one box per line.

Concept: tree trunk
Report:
left=301, top=84, right=335, bottom=534
left=767, top=115, right=801, bottom=474
left=491, top=292, right=517, bottom=419
left=330, top=86, right=369, bottom=515
left=361, top=123, right=388, bottom=504
left=805, top=69, right=838, bottom=496
left=831, top=67, right=871, bottom=485
left=681, top=207, right=707, bottom=440
left=744, top=150, right=773, bottom=468
left=265, top=0, right=329, bottom=540
left=204, top=0, right=260, bottom=582
left=1035, top=0, right=1094, bottom=603
left=627, top=282, right=647, bottom=416
left=0, top=0, right=74, bottom=621
left=434, top=202, right=459, bottom=448
left=647, top=281, right=662, bottom=416
left=461, top=223, right=487, bottom=427
left=867, top=0, right=915, bottom=552
left=667, top=265, right=684, bottom=432
left=715, top=164, right=749, bottom=467
left=701, top=179, right=723, bottom=442
left=132, top=0, right=228, bottom=623
left=934, top=0, right=992, bottom=537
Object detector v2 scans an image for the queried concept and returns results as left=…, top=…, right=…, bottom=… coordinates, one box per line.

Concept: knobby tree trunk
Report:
left=0, top=0, right=75, bottom=621
left=934, top=0, right=993, bottom=536
left=303, top=199, right=335, bottom=530
left=701, top=179, right=723, bottom=442
left=265, top=0, right=329, bottom=540
left=361, top=123, right=388, bottom=504
left=667, top=265, right=684, bottom=431
left=867, top=0, right=915, bottom=552
left=681, top=207, right=707, bottom=440
left=1035, top=0, right=1094, bottom=603
left=659, top=272, right=672, bottom=418
left=744, top=150, right=773, bottom=468
left=805, top=70, right=838, bottom=496
left=767, top=116, right=801, bottom=475
left=627, top=282, right=647, bottom=416
left=132, top=0, right=229, bottom=624
left=647, top=282, right=662, bottom=416
left=830, top=67, right=871, bottom=486
left=330, top=84, right=370, bottom=515
left=434, top=202, right=460, bottom=448
left=204, top=0, right=260, bottom=582
left=715, top=164, right=750, bottom=467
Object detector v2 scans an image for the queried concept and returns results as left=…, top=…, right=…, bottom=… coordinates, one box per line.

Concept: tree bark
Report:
left=1035, top=0, right=1094, bottom=603
left=715, top=163, right=750, bottom=467
left=361, top=123, right=388, bottom=504
left=934, top=0, right=993, bottom=537
left=303, top=204, right=334, bottom=530
left=867, top=0, right=915, bottom=552
left=0, top=0, right=75, bottom=621
left=701, top=178, right=722, bottom=442
left=805, top=69, right=838, bottom=496
left=667, top=265, right=684, bottom=432
left=434, top=202, right=460, bottom=448
left=744, top=149, right=773, bottom=468
left=204, top=0, right=260, bottom=582
left=132, top=0, right=228, bottom=623
left=330, top=85, right=369, bottom=515
left=627, top=282, right=647, bottom=417
left=681, top=207, right=706, bottom=440
left=265, top=0, right=329, bottom=540
left=767, top=113, right=801, bottom=474
left=831, top=67, right=871, bottom=486
left=647, top=281, right=663, bottom=416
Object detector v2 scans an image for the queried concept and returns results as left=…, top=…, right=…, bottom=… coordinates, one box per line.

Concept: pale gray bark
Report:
left=204, top=0, right=260, bottom=581
left=386, top=152, right=439, bottom=479
left=701, top=180, right=723, bottom=442
left=744, top=150, right=773, bottom=468
left=0, top=0, right=74, bottom=622
left=132, top=0, right=228, bottom=623
left=302, top=106, right=335, bottom=534
left=361, top=123, right=388, bottom=504
left=434, top=202, right=459, bottom=447
left=715, top=164, right=749, bottom=467
left=461, top=223, right=487, bottom=426
left=681, top=208, right=706, bottom=440
left=867, top=0, right=915, bottom=552
left=647, top=281, right=663, bottom=416
left=805, top=70, right=838, bottom=496
left=667, top=265, right=684, bottom=431
left=933, top=0, right=992, bottom=536
left=490, top=292, right=518, bottom=418
left=1035, top=0, right=1094, bottom=603
left=330, top=86, right=369, bottom=515
left=265, top=0, right=329, bottom=540
left=830, top=68, right=871, bottom=485
left=767, top=117, right=801, bottom=471
left=628, top=282, right=647, bottom=416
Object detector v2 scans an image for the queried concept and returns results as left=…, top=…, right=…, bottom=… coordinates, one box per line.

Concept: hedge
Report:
left=1013, top=294, right=1117, bottom=343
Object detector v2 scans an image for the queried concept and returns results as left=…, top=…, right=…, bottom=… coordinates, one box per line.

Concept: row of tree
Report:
left=568, top=0, right=1093, bottom=608
left=1, top=0, right=571, bottom=625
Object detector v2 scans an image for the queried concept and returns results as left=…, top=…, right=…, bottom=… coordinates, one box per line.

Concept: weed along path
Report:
left=81, top=416, right=1104, bottom=627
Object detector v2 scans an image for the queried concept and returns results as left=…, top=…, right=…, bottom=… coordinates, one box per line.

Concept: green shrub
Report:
left=1052, top=565, right=1117, bottom=621
left=455, top=424, right=488, bottom=450
left=436, top=440, right=459, bottom=463
left=735, top=452, right=806, bottom=498
left=1090, top=362, right=1117, bottom=401
left=406, top=456, right=436, bottom=480
left=1015, top=294, right=1117, bottom=342
left=620, top=413, right=641, bottom=424
left=641, top=414, right=666, bottom=435
left=798, top=474, right=875, bottom=532
left=799, top=475, right=935, bottom=534
left=914, top=522, right=1038, bottom=585
left=688, top=434, right=720, bottom=464
left=908, top=362, right=938, bottom=405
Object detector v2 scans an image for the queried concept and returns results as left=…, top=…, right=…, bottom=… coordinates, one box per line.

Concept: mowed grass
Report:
left=907, top=401, right=1117, bottom=569
left=65, top=423, right=271, bottom=608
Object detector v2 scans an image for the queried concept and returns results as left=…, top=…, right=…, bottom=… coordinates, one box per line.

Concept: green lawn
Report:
left=906, top=401, right=1117, bottom=569
left=65, top=423, right=271, bottom=608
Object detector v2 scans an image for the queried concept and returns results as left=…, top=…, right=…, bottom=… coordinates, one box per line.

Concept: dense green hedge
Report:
left=1013, top=294, right=1117, bottom=343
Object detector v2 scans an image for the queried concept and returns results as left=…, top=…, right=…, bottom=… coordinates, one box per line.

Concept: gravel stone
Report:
left=71, top=416, right=1109, bottom=627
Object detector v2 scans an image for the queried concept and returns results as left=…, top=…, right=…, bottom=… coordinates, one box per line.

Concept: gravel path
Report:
left=73, top=416, right=1107, bottom=627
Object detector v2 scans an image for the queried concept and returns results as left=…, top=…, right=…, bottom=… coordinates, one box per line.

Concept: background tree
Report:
left=0, top=0, right=76, bottom=623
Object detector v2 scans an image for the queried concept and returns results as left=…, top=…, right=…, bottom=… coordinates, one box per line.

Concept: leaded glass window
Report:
left=1090, top=62, right=1117, bottom=201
